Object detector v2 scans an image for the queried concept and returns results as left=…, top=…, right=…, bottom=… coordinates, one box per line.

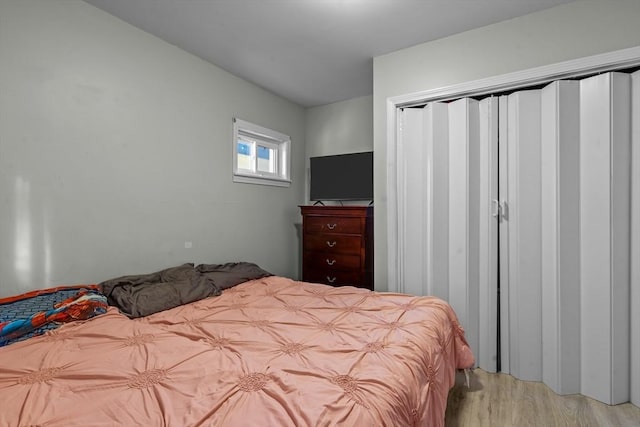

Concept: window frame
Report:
left=232, top=118, right=291, bottom=187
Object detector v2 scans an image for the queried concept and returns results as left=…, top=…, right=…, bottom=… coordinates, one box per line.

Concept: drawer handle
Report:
left=326, top=276, right=336, bottom=283
left=326, top=259, right=336, bottom=265
left=326, top=241, right=337, bottom=247
left=327, top=223, right=337, bottom=230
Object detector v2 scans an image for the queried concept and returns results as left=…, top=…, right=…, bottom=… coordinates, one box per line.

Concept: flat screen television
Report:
left=310, top=151, right=373, bottom=201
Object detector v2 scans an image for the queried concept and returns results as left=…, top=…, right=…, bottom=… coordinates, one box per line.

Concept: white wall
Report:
left=305, top=95, right=373, bottom=158
left=0, top=0, right=306, bottom=297
left=373, top=0, right=640, bottom=290
left=304, top=95, right=373, bottom=203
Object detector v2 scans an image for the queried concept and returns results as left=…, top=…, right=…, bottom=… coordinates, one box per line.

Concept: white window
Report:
left=232, top=118, right=291, bottom=187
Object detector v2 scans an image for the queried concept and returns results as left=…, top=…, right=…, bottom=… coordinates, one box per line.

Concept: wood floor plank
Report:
left=445, top=369, right=640, bottom=426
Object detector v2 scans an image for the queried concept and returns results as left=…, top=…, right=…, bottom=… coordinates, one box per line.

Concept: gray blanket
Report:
left=100, top=262, right=271, bottom=318
left=196, top=262, right=272, bottom=290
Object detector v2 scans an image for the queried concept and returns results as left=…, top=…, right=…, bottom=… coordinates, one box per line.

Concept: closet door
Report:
left=477, top=97, right=498, bottom=373
left=540, top=80, right=581, bottom=395
left=392, top=68, right=638, bottom=407
left=498, top=96, right=510, bottom=374
left=424, top=103, right=450, bottom=300
left=505, top=90, right=543, bottom=382
left=500, top=73, right=633, bottom=404
left=447, top=97, right=498, bottom=371
left=448, top=98, right=480, bottom=362
left=396, top=105, right=448, bottom=298
left=397, top=107, right=427, bottom=296
left=394, top=99, right=498, bottom=370
left=580, top=72, right=631, bottom=405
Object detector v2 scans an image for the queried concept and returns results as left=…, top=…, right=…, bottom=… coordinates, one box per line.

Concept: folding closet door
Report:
left=424, top=103, right=450, bottom=301
left=397, top=107, right=428, bottom=296
left=395, top=105, right=449, bottom=298
left=394, top=99, right=498, bottom=372
left=445, top=97, right=498, bottom=371
left=499, top=73, right=633, bottom=404
left=393, top=68, right=639, bottom=406
left=540, top=81, right=581, bottom=395
left=504, top=90, right=543, bottom=382
left=477, top=98, right=498, bottom=373
left=446, top=97, right=498, bottom=372
left=580, top=72, right=631, bottom=405
left=448, top=98, right=480, bottom=364
left=498, top=96, right=510, bottom=374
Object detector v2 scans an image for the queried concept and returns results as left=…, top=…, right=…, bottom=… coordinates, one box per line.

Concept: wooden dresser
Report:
left=300, top=205, right=373, bottom=290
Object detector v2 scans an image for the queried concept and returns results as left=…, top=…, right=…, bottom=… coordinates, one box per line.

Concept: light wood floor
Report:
left=445, top=369, right=640, bottom=427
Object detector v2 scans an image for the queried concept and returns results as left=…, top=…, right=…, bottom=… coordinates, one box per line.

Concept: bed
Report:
left=0, top=265, right=474, bottom=426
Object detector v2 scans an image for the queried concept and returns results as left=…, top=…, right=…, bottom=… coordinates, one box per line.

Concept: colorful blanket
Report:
left=0, top=286, right=107, bottom=346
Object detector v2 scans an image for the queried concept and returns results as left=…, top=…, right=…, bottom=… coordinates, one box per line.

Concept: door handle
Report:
left=492, top=199, right=500, bottom=218
left=500, top=200, right=508, bottom=221
left=492, top=199, right=508, bottom=221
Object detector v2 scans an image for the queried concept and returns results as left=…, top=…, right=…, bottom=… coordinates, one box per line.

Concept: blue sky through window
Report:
left=237, top=142, right=269, bottom=160
left=257, top=146, right=270, bottom=160
left=237, top=142, right=250, bottom=155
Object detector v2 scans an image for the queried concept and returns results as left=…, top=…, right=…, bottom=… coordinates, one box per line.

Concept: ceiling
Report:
left=84, top=0, right=574, bottom=107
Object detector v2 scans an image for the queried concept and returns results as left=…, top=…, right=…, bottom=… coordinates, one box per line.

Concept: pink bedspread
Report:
left=0, top=276, right=474, bottom=426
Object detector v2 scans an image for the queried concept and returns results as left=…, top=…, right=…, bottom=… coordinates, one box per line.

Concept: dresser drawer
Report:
left=304, top=234, right=361, bottom=254
left=304, top=252, right=361, bottom=271
left=304, top=269, right=362, bottom=287
left=304, top=217, right=362, bottom=234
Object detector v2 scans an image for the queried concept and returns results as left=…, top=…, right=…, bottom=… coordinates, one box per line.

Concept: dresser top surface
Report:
left=299, top=205, right=372, bottom=217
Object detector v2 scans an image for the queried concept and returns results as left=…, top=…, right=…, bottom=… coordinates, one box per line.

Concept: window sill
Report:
left=233, top=173, right=291, bottom=187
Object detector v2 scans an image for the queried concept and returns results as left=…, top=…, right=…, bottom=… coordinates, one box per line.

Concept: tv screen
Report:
left=310, top=152, right=373, bottom=201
